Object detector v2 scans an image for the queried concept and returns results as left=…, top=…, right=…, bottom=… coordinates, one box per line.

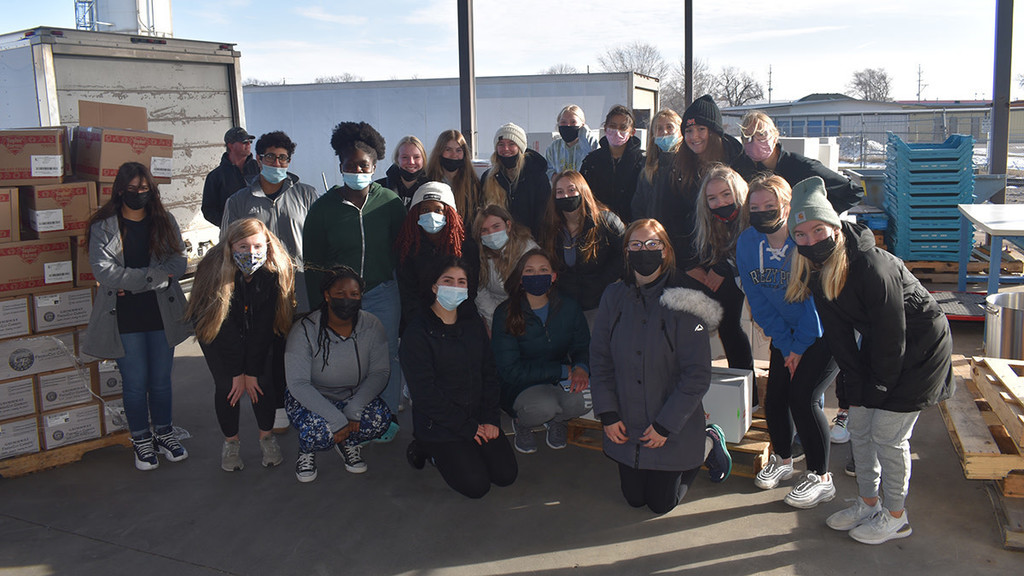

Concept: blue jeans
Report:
left=116, top=330, right=175, bottom=437
left=361, top=279, right=401, bottom=413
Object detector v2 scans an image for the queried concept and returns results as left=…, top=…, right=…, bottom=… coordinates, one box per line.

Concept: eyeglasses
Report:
left=627, top=239, right=664, bottom=251
left=261, top=153, right=291, bottom=165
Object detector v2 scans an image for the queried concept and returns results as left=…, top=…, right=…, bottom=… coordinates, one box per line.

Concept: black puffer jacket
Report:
left=553, top=211, right=625, bottom=311
left=198, top=267, right=280, bottom=381
left=579, top=136, right=645, bottom=222
left=481, top=148, right=550, bottom=237
left=758, top=148, right=862, bottom=214
left=376, top=164, right=429, bottom=208
left=201, top=152, right=260, bottom=226
left=811, top=222, right=954, bottom=412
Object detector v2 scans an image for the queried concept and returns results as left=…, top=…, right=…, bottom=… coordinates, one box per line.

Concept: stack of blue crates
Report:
left=884, top=132, right=974, bottom=261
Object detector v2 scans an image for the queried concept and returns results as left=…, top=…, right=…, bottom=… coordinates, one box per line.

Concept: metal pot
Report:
left=985, top=291, right=1024, bottom=360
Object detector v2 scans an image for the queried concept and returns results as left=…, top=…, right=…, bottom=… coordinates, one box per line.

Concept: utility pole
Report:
left=684, top=0, right=693, bottom=107
left=768, top=65, right=773, bottom=104
left=916, top=65, right=927, bottom=101
left=457, top=0, right=477, bottom=157
left=989, top=0, right=1012, bottom=203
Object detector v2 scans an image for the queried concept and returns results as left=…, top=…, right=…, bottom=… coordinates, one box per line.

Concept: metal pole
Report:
left=988, top=0, right=1013, bottom=204
left=457, top=0, right=478, bottom=158
left=684, top=0, right=693, bottom=106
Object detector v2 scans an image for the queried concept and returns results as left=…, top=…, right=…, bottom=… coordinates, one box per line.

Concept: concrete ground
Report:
left=0, top=304, right=1022, bottom=574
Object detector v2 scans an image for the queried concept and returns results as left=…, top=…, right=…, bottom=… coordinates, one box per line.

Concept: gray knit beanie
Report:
left=494, top=122, right=528, bottom=153
left=788, top=176, right=841, bottom=235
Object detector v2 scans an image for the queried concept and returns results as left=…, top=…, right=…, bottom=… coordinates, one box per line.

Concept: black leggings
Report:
left=618, top=464, right=701, bottom=514
left=419, top=435, right=518, bottom=499
left=271, top=335, right=287, bottom=410
left=212, top=354, right=278, bottom=437
left=764, top=338, right=838, bottom=475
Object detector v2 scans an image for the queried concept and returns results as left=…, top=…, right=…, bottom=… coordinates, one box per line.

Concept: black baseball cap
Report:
left=224, top=127, right=255, bottom=144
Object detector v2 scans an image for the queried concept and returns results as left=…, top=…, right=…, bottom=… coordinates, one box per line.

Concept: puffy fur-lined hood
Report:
left=660, top=287, right=723, bottom=332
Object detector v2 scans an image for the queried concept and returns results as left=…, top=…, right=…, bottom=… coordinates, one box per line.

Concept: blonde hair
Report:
left=473, top=204, right=535, bottom=288
left=694, top=164, right=749, bottom=266
left=643, top=109, right=682, bottom=183
left=426, top=130, right=479, bottom=218
left=785, top=224, right=849, bottom=303
left=481, top=151, right=524, bottom=208
left=623, top=218, right=676, bottom=281
left=392, top=135, right=426, bottom=165
left=556, top=104, right=585, bottom=127
left=739, top=111, right=779, bottom=141
left=743, top=174, right=792, bottom=224
left=186, top=218, right=296, bottom=343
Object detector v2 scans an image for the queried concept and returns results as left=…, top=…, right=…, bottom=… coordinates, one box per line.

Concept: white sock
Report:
left=704, top=436, right=713, bottom=460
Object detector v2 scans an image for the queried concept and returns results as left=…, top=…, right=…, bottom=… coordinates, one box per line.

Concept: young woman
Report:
left=285, top=266, right=393, bottom=482
left=480, top=122, right=550, bottom=237
left=737, top=174, right=839, bottom=508
left=187, top=218, right=295, bottom=472
left=691, top=164, right=754, bottom=372
left=491, top=249, right=590, bottom=454
left=632, top=109, right=683, bottom=220
left=83, top=162, right=191, bottom=471
left=786, top=177, right=954, bottom=544
left=538, top=170, right=624, bottom=323
left=590, top=219, right=732, bottom=514
left=544, top=104, right=599, bottom=179
left=579, top=104, right=645, bottom=222
left=376, top=135, right=429, bottom=207
left=472, top=204, right=538, bottom=330
left=401, top=258, right=518, bottom=499
left=425, top=129, right=480, bottom=219
left=396, top=181, right=480, bottom=330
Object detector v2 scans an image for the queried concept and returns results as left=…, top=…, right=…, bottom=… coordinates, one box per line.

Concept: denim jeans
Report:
left=116, top=330, right=175, bottom=437
left=361, top=279, right=401, bottom=413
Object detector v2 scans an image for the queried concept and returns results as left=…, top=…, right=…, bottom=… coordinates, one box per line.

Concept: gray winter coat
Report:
left=221, top=174, right=319, bottom=267
left=589, top=271, right=723, bottom=472
left=81, top=215, right=191, bottom=359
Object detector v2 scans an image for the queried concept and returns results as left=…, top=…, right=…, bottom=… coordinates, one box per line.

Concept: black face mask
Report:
left=499, top=154, right=518, bottom=169
left=399, top=167, right=423, bottom=181
left=628, top=250, right=663, bottom=277
left=440, top=156, right=463, bottom=172
left=329, top=297, right=361, bottom=321
left=710, top=204, right=739, bottom=223
left=122, top=191, right=151, bottom=211
left=554, top=195, right=582, bottom=213
left=558, top=125, right=581, bottom=143
left=797, top=237, right=837, bottom=265
left=749, top=209, right=785, bottom=234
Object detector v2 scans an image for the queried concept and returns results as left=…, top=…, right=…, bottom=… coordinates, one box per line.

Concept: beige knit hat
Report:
left=494, top=122, right=527, bottom=152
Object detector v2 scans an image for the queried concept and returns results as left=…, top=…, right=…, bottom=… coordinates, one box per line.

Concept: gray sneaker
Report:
left=260, top=435, right=283, bottom=468
left=784, top=472, right=836, bottom=509
left=221, top=439, right=244, bottom=472
left=826, top=498, right=882, bottom=531
left=754, top=454, right=795, bottom=489
left=545, top=421, right=568, bottom=450
left=850, top=509, right=912, bottom=544
left=513, top=419, right=537, bottom=454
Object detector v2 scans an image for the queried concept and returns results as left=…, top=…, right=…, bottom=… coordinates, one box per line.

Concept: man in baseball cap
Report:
left=201, top=126, right=260, bottom=226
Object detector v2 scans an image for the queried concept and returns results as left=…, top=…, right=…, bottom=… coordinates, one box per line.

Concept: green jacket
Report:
left=303, top=182, right=406, bottom=307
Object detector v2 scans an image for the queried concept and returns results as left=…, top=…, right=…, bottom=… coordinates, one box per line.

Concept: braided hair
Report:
left=310, top=265, right=365, bottom=371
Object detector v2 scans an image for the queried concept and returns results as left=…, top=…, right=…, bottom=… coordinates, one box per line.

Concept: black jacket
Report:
left=376, top=164, right=429, bottom=208
left=199, top=267, right=280, bottom=382
left=202, top=152, right=261, bottom=226
left=481, top=148, right=550, bottom=237
left=812, top=222, right=954, bottom=412
left=399, top=305, right=502, bottom=443
left=397, top=232, right=480, bottom=333
left=553, top=211, right=625, bottom=311
left=579, top=136, right=645, bottom=222
left=759, top=148, right=862, bottom=214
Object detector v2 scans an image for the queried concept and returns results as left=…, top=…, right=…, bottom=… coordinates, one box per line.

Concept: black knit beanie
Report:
left=682, top=95, right=724, bottom=137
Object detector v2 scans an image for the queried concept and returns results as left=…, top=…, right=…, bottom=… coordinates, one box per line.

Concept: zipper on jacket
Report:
left=341, top=191, right=368, bottom=277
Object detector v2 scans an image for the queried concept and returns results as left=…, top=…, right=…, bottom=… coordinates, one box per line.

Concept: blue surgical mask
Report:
left=481, top=229, right=509, bottom=250
left=418, top=212, right=447, bottom=234
left=261, top=165, right=288, bottom=184
left=343, top=172, right=374, bottom=190
left=435, top=285, right=468, bottom=311
left=655, top=134, right=679, bottom=152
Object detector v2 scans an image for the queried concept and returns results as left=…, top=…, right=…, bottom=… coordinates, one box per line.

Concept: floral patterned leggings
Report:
left=285, top=391, right=392, bottom=453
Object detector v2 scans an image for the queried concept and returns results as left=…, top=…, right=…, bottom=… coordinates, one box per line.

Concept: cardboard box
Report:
left=19, top=181, right=96, bottom=240
left=0, top=238, right=73, bottom=297
left=40, top=403, right=101, bottom=450
left=100, top=396, right=126, bottom=435
left=0, top=417, right=40, bottom=460
left=0, top=296, right=31, bottom=340
left=0, top=128, right=70, bottom=186
left=72, top=236, right=95, bottom=287
left=31, top=287, right=93, bottom=333
left=0, top=331, right=76, bottom=381
left=703, top=367, right=754, bottom=444
left=78, top=101, right=148, bottom=132
left=73, top=128, right=173, bottom=184
left=0, top=187, right=19, bottom=243
left=97, top=183, right=112, bottom=207
left=96, top=360, right=122, bottom=397
left=0, top=377, right=35, bottom=420
left=37, top=366, right=94, bottom=411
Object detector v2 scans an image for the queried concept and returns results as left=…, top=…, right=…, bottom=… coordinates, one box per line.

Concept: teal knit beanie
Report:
left=788, top=176, right=840, bottom=235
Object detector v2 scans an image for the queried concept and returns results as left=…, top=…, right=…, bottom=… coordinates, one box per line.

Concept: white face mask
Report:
left=481, top=229, right=509, bottom=250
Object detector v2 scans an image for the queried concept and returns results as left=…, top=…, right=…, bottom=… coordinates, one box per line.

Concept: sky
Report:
left=6, top=0, right=1024, bottom=103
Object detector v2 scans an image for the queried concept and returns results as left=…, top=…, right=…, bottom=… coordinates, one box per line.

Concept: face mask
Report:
left=745, top=139, right=775, bottom=163
left=343, top=172, right=374, bottom=190
left=499, top=154, right=518, bottom=169
left=261, top=164, right=288, bottom=184
left=554, top=195, right=582, bottom=213
left=399, top=167, right=423, bottom=181
left=418, top=212, right=447, bottom=234
left=440, top=156, right=463, bottom=172
left=435, top=285, right=469, bottom=311
left=605, top=128, right=629, bottom=147
left=329, top=297, right=361, bottom=321
left=522, top=274, right=553, bottom=296
left=481, top=229, right=509, bottom=250
left=122, top=191, right=151, bottom=210
left=711, top=204, right=739, bottom=223
left=749, top=209, right=785, bottom=234
left=655, top=134, right=679, bottom=152
left=558, top=125, right=581, bottom=143
left=797, top=236, right=838, bottom=265
left=233, top=250, right=267, bottom=276
left=628, top=250, right=663, bottom=277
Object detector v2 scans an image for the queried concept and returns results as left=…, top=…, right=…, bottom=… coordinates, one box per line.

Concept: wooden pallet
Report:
left=985, top=482, right=1024, bottom=551
left=567, top=417, right=603, bottom=450
left=903, top=247, right=1024, bottom=283
left=973, top=358, right=1024, bottom=448
left=0, top=432, right=131, bottom=479
left=939, top=374, right=1024, bottom=480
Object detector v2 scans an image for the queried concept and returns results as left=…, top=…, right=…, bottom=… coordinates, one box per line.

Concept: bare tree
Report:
left=541, top=63, right=579, bottom=74
left=714, top=66, right=765, bottom=107
left=661, top=58, right=715, bottom=112
left=848, top=68, right=893, bottom=101
left=315, top=73, right=363, bottom=83
left=1017, top=73, right=1024, bottom=88
left=242, top=77, right=285, bottom=86
left=597, top=42, right=669, bottom=79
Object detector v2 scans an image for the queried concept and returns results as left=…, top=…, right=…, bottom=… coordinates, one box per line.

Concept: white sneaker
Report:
left=754, top=454, right=795, bottom=489
left=784, top=472, right=836, bottom=509
left=831, top=410, right=850, bottom=444
left=272, top=408, right=290, bottom=434
left=826, top=498, right=883, bottom=531
left=850, top=509, right=912, bottom=544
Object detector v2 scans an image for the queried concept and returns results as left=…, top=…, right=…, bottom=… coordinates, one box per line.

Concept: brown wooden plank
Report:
left=0, top=432, right=131, bottom=479
left=940, top=377, right=1024, bottom=480
left=985, top=483, right=1024, bottom=551
left=977, top=360, right=1024, bottom=448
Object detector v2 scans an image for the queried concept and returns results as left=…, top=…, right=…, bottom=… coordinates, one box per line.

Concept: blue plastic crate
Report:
left=882, top=204, right=963, bottom=220
left=884, top=190, right=974, bottom=208
left=886, top=132, right=974, bottom=161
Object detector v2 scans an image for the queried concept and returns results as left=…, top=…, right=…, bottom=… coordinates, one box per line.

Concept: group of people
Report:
left=81, top=96, right=954, bottom=546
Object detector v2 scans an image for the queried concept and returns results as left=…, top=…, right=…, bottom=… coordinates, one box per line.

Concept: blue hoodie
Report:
left=736, top=227, right=822, bottom=357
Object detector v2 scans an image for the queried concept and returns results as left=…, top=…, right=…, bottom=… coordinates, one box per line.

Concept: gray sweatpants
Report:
left=847, top=405, right=920, bottom=512
left=513, top=385, right=587, bottom=428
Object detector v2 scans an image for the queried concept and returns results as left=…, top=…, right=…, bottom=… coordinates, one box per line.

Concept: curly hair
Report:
left=395, top=203, right=466, bottom=264
left=330, top=121, right=386, bottom=162
left=255, top=131, right=296, bottom=156
left=87, top=162, right=182, bottom=260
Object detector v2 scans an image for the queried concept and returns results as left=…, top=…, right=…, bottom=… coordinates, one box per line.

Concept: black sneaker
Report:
left=407, top=441, right=426, bottom=470
left=295, top=452, right=317, bottom=483
left=845, top=456, right=857, bottom=477
left=336, top=443, right=367, bottom=474
left=705, top=424, right=732, bottom=483
left=132, top=434, right=159, bottom=471
left=153, top=427, right=188, bottom=462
